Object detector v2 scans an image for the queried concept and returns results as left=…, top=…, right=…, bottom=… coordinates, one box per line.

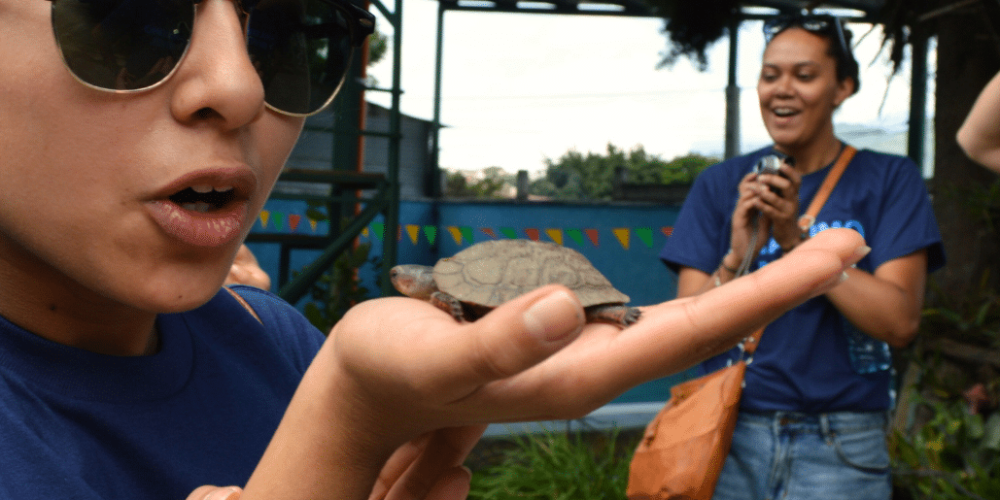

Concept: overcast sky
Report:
left=365, top=0, right=932, bottom=176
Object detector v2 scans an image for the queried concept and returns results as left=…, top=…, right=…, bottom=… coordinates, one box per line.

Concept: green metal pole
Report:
left=908, top=32, right=928, bottom=170
left=724, top=18, right=741, bottom=160
left=380, top=0, right=403, bottom=296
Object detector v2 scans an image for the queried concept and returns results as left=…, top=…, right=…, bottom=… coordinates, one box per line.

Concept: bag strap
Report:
left=797, top=145, right=857, bottom=233
left=741, top=145, right=856, bottom=360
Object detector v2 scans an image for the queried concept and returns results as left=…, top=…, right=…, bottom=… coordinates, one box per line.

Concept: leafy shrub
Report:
left=469, top=427, right=637, bottom=500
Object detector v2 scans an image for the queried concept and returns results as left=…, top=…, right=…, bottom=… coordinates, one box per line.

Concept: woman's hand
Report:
left=731, top=171, right=773, bottom=261
left=751, top=161, right=803, bottom=252
left=242, top=228, right=867, bottom=500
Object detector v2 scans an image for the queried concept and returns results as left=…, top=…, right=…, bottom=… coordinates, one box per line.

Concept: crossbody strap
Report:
left=742, top=144, right=857, bottom=358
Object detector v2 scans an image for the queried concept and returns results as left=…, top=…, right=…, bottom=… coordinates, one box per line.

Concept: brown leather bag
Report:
left=625, top=334, right=755, bottom=500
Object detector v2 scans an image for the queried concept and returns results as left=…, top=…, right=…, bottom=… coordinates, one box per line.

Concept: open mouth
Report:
left=168, top=185, right=237, bottom=213
left=773, top=107, right=799, bottom=118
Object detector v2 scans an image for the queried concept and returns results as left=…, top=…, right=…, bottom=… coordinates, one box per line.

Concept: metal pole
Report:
left=380, top=0, right=403, bottom=296
left=908, top=32, right=929, bottom=170
left=431, top=2, right=446, bottom=198
left=724, top=19, right=741, bottom=160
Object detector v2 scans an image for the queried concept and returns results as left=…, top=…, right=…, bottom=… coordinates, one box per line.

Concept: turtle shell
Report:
left=432, top=239, right=629, bottom=308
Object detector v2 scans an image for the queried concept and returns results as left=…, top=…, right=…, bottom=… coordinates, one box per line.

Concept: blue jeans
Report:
left=712, top=411, right=891, bottom=500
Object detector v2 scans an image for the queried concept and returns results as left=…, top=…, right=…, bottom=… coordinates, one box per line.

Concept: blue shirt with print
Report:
left=660, top=145, right=944, bottom=413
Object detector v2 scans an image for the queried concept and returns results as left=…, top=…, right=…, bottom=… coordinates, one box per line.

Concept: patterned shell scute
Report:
left=432, top=240, right=630, bottom=308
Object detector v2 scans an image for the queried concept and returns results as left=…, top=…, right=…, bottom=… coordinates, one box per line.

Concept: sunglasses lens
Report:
left=51, top=0, right=193, bottom=91
left=248, top=0, right=357, bottom=116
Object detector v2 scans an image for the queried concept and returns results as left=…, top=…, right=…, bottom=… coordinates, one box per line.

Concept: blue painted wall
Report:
left=248, top=199, right=694, bottom=404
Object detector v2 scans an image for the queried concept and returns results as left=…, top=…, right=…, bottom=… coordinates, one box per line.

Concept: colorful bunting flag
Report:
left=481, top=228, right=498, bottom=239
left=613, top=228, right=630, bottom=250
left=585, top=229, right=599, bottom=247
left=566, top=228, right=584, bottom=246
left=288, top=214, right=302, bottom=233
left=501, top=227, right=518, bottom=239
left=636, top=227, right=653, bottom=248
left=372, top=222, right=385, bottom=241
left=406, top=225, right=421, bottom=245
left=272, top=212, right=284, bottom=231
left=447, top=226, right=463, bottom=245
left=309, top=218, right=318, bottom=233
left=545, top=229, right=563, bottom=246
left=662, top=226, right=674, bottom=237
left=423, top=226, right=437, bottom=245
left=525, top=228, right=540, bottom=241
left=259, top=211, right=271, bottom=229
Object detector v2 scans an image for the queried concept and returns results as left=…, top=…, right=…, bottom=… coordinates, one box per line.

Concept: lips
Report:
left=146, top=167, right=256, bottom=248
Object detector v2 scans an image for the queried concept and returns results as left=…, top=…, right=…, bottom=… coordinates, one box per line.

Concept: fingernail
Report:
left=523, top=290, right=583, bottom=343
left=854, top=245, right=872, bottom=259
left=839, top=271, right=849, bottom=283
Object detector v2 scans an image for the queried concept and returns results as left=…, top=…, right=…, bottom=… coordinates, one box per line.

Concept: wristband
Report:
left=720, top=251, right=739, bottom=275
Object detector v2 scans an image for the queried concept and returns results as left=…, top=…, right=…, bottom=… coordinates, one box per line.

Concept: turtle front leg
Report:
left=430, top=291, right=465, bottom=322
left=585, top=305, right=642, bottom=327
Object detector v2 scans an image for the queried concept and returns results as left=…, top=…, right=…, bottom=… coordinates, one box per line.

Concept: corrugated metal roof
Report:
left=438, top=0, right=886, bottom=19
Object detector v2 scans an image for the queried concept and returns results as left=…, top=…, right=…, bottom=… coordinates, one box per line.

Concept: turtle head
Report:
left=389, top=265, right=439, bottom=300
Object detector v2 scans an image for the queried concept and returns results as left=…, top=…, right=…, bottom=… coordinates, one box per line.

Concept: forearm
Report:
left=241, top=340, right=395, bottom=500
left=957, top=70, right=1000, bottom=171
left=824, top=266, right=923, bottom=348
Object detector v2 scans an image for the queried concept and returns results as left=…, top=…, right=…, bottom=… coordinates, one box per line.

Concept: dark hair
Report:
left=764, top=15, right=861, bottom=95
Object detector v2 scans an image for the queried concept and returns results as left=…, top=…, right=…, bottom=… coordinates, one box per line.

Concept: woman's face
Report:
left=757, top=27, right=854, bottom=152
left=0, top=1, right=304, bottom=321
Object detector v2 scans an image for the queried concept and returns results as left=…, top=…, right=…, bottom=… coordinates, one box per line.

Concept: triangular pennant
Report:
left=662, top=226, right=674, bottom=237
left=288, top=214, right=302, bottom=233
left=259, top=210, right=271, bottom=229
left=309, top=218, right=318, bottom=233
left=372, top=222, right=385, bottom=241
left=525, top=228, right=541, bottom=241
left=613, top=228, right=630, bottom=250
left=585, top=229, right=599, bottom=247
left=397, top=226, right=403, bottom=241
left=423, top=226, right=437, bottom=245
left=481, top=228, right=498, bottom=239
left=501, top=227, right=519, bottom=239
left=447, top=226, right=463, bottom=245
left=545, top=228, right=563, bottom=246
left=636, top=227, right=653, bottom=248
left=566, top=228, right=584, bottom=246
left=362, top=226, right=369, bottom=238
left=272, top=212, right=285, bottom=231
left=460, top=226, right=474, bottom=245
left=406, top=224, right=421, bottom=245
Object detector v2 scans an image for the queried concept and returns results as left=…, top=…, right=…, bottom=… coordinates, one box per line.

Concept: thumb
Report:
left=452, top=285, right=585, bottom=391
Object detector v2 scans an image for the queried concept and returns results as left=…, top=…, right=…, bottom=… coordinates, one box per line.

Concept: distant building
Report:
left=275, top=101, right=437, bottom=199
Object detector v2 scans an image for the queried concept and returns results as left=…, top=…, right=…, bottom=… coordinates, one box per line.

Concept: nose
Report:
left=169, top=0, right=265, bottom=128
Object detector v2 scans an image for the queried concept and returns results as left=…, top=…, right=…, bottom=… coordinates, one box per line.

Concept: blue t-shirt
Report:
left=0, top=286, right=325, bottom=499
left=660, top=145, right=944, bottom=413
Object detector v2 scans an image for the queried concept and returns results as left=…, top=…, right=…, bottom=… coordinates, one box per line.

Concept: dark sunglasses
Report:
left=763, top=14, right=852, bottom=64
left=46, top=0, right=375, bottom=117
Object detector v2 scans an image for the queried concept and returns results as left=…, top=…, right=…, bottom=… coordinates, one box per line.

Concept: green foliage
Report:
left=445, top=167, right=512, bottom=199
left=530, top=143, right=716, bottom=201
left=368, top=30, right=389, bottom=67
left=468, top=427, right=636, bottom=500
left=299, top=203, right=380, bottom=332
left=922, top=273, right=1000, bottom=348
left=643, top=0, right=741, bottom=70
left=892, top=389, right=1000, bottom=499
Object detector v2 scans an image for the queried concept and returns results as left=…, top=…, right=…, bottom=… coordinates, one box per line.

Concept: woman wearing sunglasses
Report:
left=661, top=13, right=945, bottom=500
left=0, top=1, right=873, bottom=498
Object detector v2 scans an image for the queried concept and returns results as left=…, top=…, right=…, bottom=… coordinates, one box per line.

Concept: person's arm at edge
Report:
left=957, top=70, right=1000, bottom=172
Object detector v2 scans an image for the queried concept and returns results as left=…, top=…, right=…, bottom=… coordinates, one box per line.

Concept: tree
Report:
left=530, top=143, right=716, bottom=201
left=444, top=167, right=511, bottom=199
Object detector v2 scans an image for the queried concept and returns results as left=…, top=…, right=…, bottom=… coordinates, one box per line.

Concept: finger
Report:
left=414, top=285, right=584, bottom=404
left=187, top=486, right=242, bottom=500
left=370, top=433, right=434, bottom=500
left=423, top=467, right=472, bottom=500
left=381, top=426, right=486, bottom=500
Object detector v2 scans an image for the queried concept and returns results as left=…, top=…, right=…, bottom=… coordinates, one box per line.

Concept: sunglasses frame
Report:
left=45, top=0, right=375, bottom=117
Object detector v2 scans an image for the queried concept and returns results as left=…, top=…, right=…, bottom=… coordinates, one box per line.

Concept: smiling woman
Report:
left=660, top=12, right=945, bottom=500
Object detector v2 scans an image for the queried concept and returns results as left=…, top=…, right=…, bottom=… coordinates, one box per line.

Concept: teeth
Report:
left=191, top=185, right=233, bottom=193
left=181, top=202, right=212, bottom=213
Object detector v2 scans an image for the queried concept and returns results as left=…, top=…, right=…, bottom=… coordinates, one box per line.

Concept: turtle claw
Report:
left=430, top=291, right=465, bottom=322
left=586, top=305, right=642, bottom=328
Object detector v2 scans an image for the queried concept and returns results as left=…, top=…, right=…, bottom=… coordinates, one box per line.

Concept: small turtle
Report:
left=390, top=239, right=640, bottom=327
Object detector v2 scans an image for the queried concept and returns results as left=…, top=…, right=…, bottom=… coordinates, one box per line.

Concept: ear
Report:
left=833, top=77, right=855, bottom=107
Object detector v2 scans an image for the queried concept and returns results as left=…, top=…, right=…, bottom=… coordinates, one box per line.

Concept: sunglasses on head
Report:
left=763, top=13, right=852, bottom=63
left=46, top=0, right=376, bottom=117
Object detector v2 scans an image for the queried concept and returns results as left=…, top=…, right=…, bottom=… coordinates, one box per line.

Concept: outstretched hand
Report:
left=243, top=228, right=867, bottom=500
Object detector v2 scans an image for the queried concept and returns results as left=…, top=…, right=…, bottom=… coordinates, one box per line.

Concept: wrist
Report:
left=720, top=250, right=740, bottom=275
